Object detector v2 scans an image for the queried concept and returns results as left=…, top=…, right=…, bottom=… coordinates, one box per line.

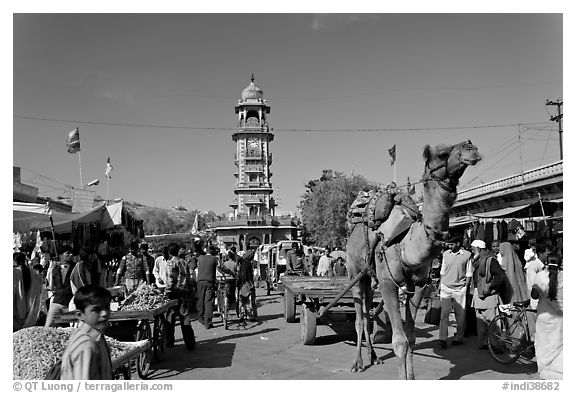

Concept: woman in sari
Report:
left=499, top=242, right=529, bottom=304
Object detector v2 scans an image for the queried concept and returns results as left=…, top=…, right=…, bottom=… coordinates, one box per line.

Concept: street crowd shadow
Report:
left=145, top=342, right=237, bottom=379
left=430, top=340, right=538, bottom=380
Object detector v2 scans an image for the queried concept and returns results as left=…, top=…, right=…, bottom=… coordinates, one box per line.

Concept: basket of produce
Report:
left=120, top=284, right=171, bottom=312
left=13, top=326, right=150, bottom=380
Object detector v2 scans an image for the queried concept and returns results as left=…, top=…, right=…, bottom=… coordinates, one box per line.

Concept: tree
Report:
left=299, top=171, right=377, bottom=249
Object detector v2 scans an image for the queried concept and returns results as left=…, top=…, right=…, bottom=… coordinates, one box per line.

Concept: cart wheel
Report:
left=284, top=288, right=296, bottom=323
left=300, top=304, right=317, bottom=345
left=153, top=314, right=167, bottom=362
left=135, top=321, right=152, bottom=379
left=181, top=323, right=196, bottom=350
left=114, top=364, right=131, bottom=380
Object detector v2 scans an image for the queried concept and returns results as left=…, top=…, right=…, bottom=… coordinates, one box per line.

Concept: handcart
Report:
left=110, top=339, right=152, bottom=380
left=55, top=299, right=182, bottom=379
left=282, top=268, right=382, bottom=345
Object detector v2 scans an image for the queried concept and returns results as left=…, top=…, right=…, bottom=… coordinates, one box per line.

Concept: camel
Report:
left=346, top=140, right=481, bottom=379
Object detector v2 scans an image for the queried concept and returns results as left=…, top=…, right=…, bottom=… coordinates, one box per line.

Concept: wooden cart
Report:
left=282, top=272, right=382, bottom=345
left=55, top=299, right=185, bottom=379
left=111, top=339, right=152, bottom=380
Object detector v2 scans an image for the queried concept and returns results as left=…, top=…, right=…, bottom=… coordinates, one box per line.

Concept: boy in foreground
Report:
left=61, top=285, right=113, bottom=380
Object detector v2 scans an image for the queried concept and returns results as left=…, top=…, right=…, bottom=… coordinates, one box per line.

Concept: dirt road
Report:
left=145, top=287, right=538, bottom=380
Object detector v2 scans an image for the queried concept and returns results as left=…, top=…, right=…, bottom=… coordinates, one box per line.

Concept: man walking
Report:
left=471, top=239, right=506, bottom=349
left=115, top=242, right=152, bottom=296
left=437, top=235, right=472, bottom=349
left=196, top=245, right=219, bottom=329
left=140, top=243, right=155, bottom=286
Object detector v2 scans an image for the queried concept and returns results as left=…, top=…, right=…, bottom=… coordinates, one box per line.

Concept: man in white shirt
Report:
left=153, top=247, right=169, bottom=289
left=438, top=235, right=473, bottom=349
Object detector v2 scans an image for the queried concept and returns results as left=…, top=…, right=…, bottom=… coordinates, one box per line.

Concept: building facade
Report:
left=209, top=76, right=299, bottom=252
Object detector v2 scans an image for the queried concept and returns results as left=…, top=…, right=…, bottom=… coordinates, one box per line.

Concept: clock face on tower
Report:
left=248, top=138, right=259, bottom=149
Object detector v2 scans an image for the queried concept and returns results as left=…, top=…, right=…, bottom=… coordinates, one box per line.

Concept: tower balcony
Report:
left=244, top=164, right=264, bottom=173
left=237, top=119, right=267, bottom=130
left=245, top=196, right=265, bottom=205
left=235, top=182, right=273, bottom=192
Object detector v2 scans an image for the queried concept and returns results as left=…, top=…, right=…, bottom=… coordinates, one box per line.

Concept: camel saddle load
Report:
left=348, top=182, right=420, bottom=247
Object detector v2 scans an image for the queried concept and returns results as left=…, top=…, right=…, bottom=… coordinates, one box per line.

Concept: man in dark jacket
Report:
left=45, top=246, right=75, bottom=326
left=164, top=243, right=195, bottom=349
left=196, top=245, right=219, bottom=329
left=470, top=239, right=506, bottom=349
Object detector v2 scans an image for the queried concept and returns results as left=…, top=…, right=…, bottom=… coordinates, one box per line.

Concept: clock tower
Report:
left=230, top=75, right=275, bottom=218
left=210, top=75, right=298, bottom=252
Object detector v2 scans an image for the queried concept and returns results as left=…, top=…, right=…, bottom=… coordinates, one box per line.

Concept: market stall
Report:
left=449, top=200, right=563, bottom=258
left=53, top=284, right=195, bottom=377
left=13, top=326, right=151, bottom=380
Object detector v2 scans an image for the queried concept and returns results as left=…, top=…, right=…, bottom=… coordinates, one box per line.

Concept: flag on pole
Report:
left=66, top=128, right=81, bottom=153
left=105, top=157, right=113, bottom=178
left=190, top=212, right=199, bottom=235
left=388, top=144, right=396, bottom=166
left=409, top=184, right=416, bottom=195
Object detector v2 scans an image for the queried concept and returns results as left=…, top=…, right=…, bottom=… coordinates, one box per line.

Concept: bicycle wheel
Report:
left=487, top=314, right=524, bottom=364
left=222, top=295, right=229, bottom=329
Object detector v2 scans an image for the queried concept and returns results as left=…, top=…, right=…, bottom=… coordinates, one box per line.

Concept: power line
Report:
left=14, top=115, right=549, bottom=133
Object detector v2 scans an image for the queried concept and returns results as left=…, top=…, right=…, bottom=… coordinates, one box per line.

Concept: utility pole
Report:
left=546, top=99, right=563, bottom=160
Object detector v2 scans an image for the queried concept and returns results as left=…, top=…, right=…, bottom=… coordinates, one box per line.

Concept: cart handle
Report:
left=318, top=268, right=369, bottom=316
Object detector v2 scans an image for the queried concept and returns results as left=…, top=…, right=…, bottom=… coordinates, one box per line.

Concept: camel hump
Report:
left=347, top=186, right=420, bottom=238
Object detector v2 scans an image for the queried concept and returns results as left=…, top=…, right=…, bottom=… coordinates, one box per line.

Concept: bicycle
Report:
left=487, top=299, right=536, bottom=364
left=216, top=275, right=234, bottom=330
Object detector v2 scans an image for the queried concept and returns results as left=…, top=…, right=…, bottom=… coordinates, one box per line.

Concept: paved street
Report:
left=144, top=287, right=539, bottom=380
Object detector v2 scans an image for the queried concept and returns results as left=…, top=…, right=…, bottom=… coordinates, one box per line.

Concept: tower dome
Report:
left=241, top=74, right=263, bottom=100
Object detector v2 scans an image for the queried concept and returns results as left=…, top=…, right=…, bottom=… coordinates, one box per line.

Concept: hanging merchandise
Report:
left=500, top=220, right=508, bottom=242
left=484, top=221, right=494, bottom=245
left=524, top=220, right=537, bottom=232
left=475, top=222, right=485, bottom=241
left=493, top=221, right=499, bottom=243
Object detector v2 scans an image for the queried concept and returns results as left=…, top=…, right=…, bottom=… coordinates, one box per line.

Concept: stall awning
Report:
left=218, top=236, right=237, bottom=243
left=13, top=201, right=132, bottom=234
left=449, top=203, right=534, bottom=228
left=449, top=215, right=474, bottom=228
left=13, top=202, right=53, bottom=232
left=471, top=204, right=531, bottom=219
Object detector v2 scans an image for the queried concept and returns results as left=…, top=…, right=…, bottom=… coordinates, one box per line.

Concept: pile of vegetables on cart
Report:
left=13, top=326, right=143, bottom=380
left=120, top=284, right=170, bottom=311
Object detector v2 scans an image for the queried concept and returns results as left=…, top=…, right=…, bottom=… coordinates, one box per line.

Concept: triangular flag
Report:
left=87, top=179, right=100, bottom=187
left=388, top=144, right=396, bottom=166
left=191, top=212, right=199, bottom=235
left=105, top=157, right=113, bottom=178
left=66, top=128, right=81, bottom=154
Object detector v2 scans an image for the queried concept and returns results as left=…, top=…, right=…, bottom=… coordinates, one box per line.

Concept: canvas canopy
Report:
left=13, top=201, right=130, bottom=233
left=13, top=202, right=53, bottom=233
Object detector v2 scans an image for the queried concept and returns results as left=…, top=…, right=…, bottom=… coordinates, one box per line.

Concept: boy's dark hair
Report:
left=167, top=243, right=180, bottom=257
left=74, top=284, right=112, bottom=312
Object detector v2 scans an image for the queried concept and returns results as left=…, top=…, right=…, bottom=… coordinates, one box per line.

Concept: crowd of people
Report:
left=13, top=233, right=562, bottom=381
left=434, top=234, right=563, bottom=380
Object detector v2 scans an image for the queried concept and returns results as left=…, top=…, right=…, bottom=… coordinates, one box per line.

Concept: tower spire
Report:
left=251, top=73, right=255, bottom=83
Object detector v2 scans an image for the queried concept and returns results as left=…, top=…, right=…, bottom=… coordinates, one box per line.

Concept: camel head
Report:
left=422, top=140, right=481, bottom=191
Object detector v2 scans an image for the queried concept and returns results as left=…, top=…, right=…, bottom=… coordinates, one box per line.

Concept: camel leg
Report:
left=351, top=281, right=366, bottom=372
left=380, top=279, right=409, bottom=380
left=363, top=279, right=379, bottom=366
left=403, top=284, right=426, bottom=380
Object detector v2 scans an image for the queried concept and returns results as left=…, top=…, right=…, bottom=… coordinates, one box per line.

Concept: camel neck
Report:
left=421, top=181, right=456, bottom=236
